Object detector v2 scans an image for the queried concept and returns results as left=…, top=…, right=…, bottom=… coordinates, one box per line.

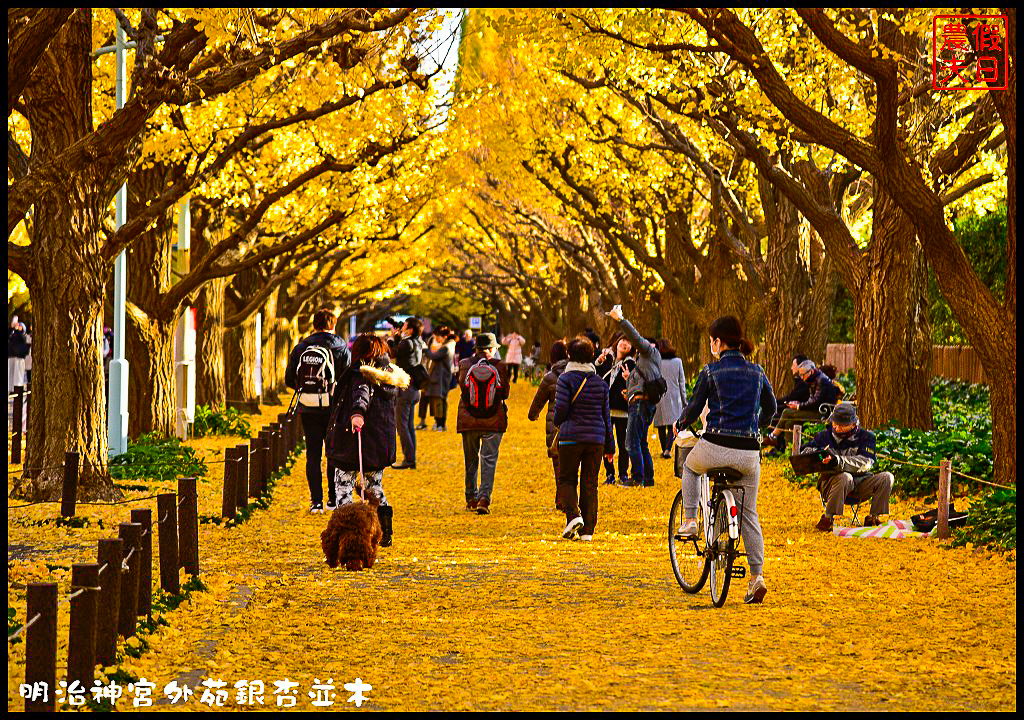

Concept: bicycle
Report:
left=668, top=430, right=749, bottom=607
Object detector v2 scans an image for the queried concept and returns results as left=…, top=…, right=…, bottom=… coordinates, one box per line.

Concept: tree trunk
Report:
left=853, top=188, right=933, bottom=429
left=126, top=310, right=176, bottom=437
left=224, top=314, right=262, bottom=413
left=19, top=248, right=114, bottom=500
left=15, top=9, right=117, bottom=501
left=125, top=166, right=178, bottom=437
left=759, top=175, right=837, bottom=392
left=195, top=276, right=227, bottom=407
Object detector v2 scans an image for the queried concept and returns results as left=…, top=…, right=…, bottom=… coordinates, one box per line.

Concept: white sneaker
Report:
left=676, top=518, right=698, bottom=538
left=578, top=534, right=593, bottom=542
left=744, top=575, right=768, bottom=604
left=562, top=516, right=584, bottom=539
left=310, top=503, right=324, bottom=514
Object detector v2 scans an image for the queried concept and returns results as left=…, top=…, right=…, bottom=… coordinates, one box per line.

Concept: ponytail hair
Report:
left=708, top=315, right=754, bottom=356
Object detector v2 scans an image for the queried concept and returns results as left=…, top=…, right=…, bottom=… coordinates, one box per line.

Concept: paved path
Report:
left=127, top=388, right=1016, bottom=711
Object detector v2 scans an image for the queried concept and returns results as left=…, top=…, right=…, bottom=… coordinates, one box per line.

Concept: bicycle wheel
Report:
left=708, top=493, right=735, bottom=607
left=668, top=490, right=709, bottom=593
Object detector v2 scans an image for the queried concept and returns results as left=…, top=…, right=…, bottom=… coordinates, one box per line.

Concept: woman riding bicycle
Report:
left=675, top=316, right=776, bottom=604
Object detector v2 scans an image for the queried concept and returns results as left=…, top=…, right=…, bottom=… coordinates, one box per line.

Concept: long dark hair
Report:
left=708, top=316, right=754, bottom=356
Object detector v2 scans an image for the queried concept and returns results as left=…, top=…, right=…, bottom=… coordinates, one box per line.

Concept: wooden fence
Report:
left=824, top=344, right=986, bottom=385
left=11, top=414, right=301, bottom=710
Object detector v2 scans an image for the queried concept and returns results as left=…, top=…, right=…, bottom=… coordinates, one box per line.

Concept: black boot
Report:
left=377, top=505, right=393, bottom=548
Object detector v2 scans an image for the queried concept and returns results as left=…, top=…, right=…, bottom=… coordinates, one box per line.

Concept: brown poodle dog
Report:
left=321, top=491, right=383, bottom=571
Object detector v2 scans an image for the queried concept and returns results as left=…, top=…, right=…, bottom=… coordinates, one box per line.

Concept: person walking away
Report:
left=502, top=331, right=526, bottom=384
left=675, top=316, right=776, bottom=604
left=392, top=317, right=426, bottom=469
left=8, top=317, right=30, bottom=394
left=553, top=336, right=615, bottom=541
left=654, top=338, right=688, bottom=459
left=606, top=307, right=665, bottom=487
left=595, top=333, right=636, bottom=486
left=424, top=327, right=457, bottom=431
left=528, top=340, right=569, bottom=510
left=326, top=333, right=409, bottom=547
left=455, top=330, right=475, bottom=363
left=285, top=307, right=351, bottom=513
left=457, top=333, right=510, bottom=514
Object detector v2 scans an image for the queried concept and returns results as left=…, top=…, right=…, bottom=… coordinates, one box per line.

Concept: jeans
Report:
left=557, top=442, right=602, bottom=535
left=601, top=416, right=630, bottom=482
left=300, top=411, right=336, bottom=506
left=395, top=386, right=420, bottom=464
left=681, top=438, right=764, bottom=576
left=462, top=431, right=503, bottom=502
left=626, top=400, right=656, bottom=484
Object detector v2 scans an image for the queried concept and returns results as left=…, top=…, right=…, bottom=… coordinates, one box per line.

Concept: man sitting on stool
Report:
left=799, top=403, right=894, bottom=531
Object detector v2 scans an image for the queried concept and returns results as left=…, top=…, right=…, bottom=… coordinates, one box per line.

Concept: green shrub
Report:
left=192, top=404, right=252, bottom=438
left=110, top=433, right=207, bottom=483
left=953, top=486, right=1015, bottom=552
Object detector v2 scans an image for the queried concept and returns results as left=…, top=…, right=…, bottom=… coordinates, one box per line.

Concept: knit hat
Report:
left=798, top=360, right=817, bottom=373
left=829, top=402, right=858, bottom=426
left=474, top=333, right=498, bottom=350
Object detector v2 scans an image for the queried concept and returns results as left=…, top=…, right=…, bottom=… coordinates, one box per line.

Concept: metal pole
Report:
left=107, top=20, right=130, bottom=456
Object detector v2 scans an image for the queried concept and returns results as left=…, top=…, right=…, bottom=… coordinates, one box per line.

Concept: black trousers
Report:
left=601, top=416, right=630, bottom=481
left=300, top=411, right=336, bottom=506
left=657, top=425, right=675, bottom=454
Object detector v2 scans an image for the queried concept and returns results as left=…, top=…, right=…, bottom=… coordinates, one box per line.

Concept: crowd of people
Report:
left=285, top=306, right=894, bottom=606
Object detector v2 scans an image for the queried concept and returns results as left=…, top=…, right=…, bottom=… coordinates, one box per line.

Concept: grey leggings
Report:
left=680, top=438, right=764, bottom=576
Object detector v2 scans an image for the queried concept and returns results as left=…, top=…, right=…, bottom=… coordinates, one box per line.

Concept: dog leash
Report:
left=356, top=426, right=365, bottom=501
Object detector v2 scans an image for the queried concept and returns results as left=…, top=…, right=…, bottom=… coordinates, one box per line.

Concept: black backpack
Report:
left=295, top=344, right=335, bottom=408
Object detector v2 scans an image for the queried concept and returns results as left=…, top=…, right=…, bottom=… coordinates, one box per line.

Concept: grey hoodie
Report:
left=616, top=318, right=663, bottom=401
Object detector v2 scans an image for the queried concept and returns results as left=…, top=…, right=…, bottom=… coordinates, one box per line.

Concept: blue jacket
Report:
left=799, top=369, right=840, bottom=411
left=800, top=425, right=877, bottom=479
left=678, top=350, right=776, bottom=438
left=553, top=363, right=614, bottom=452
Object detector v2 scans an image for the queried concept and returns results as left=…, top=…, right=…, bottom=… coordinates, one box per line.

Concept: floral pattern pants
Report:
left=333, top=469, right=389, bottom=507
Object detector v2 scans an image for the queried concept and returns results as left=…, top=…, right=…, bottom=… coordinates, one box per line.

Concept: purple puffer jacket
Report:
left=553, top=363, right=614, bottom=453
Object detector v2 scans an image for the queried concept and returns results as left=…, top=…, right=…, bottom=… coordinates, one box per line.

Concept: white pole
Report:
left=107, top=20, right=130, bottom=456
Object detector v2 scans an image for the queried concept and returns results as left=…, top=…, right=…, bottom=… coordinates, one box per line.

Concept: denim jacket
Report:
left=678, top=350, right=776, bottom=438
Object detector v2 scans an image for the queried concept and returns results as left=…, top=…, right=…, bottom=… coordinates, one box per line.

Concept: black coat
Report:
left=326, top=360, right=405, bottom=472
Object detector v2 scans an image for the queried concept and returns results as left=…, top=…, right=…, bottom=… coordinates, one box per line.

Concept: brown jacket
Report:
left=456, top=354, right=510, bottom=434
left=528, top=359, right=568, bottom=446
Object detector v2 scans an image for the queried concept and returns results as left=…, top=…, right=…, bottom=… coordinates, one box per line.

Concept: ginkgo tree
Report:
left=7, top=8, right=445, bottom=500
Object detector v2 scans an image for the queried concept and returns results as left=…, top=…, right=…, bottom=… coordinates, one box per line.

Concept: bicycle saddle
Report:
left=706, top=467, right=744, bottom=483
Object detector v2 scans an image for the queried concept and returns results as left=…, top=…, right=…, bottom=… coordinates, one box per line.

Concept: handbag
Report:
left=548, top=377, right=588, bottom=459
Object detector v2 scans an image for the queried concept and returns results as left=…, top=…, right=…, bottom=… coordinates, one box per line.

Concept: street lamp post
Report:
left=96, top=22, right=131, bottom=457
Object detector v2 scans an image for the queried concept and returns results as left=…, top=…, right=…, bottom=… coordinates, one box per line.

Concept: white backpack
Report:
left=296, top=345, right=335, bottom=408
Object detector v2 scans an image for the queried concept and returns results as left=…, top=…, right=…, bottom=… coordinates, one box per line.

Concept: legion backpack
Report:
left=465, top=359, right=502, bottom=418
left=296, top=344, right=335, bottom=408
